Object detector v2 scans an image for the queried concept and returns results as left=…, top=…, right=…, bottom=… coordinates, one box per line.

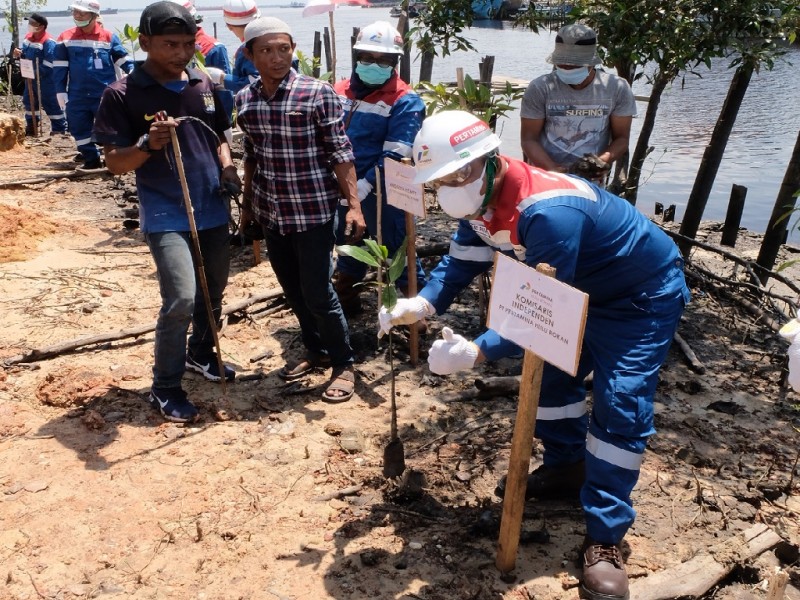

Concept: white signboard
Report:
left=384, top=158, right=425, bottom=218
left=20, top=59, right=35, bottom=79
left=487, top=253, right=588, bottom=376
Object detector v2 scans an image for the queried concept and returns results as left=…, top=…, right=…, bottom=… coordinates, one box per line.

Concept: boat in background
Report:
left=389, top=1, right=425, bottom=17
left=382, top=0, right=541, bottom=20
left=472, top=0, right=507, bottom=19
left=27, top=8, right=119, bottom=17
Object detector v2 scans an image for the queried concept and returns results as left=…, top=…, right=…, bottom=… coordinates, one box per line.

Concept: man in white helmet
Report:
left=53, top=0, right=133, bottom=169
left=379, top=109, right=690, bottom=600
left=332, top=21, right=426, bottom=316
left=217, top=0, right=261, bottom=94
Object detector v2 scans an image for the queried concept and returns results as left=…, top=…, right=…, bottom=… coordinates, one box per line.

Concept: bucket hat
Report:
left=546, top=23, right=602, bottom=66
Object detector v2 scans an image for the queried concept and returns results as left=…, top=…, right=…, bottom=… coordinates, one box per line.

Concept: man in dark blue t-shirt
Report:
left=93, top=1, right=240, bottom=423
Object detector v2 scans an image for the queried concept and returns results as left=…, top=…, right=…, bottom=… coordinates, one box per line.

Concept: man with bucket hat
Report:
left=520, top=23, right=636, bottom=184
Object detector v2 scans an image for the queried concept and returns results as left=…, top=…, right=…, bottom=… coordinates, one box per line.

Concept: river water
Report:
left=3, top=6, right=799, bottom=241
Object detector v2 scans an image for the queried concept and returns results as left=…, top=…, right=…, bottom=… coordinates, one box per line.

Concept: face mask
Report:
left=74, top=18, right=92, bottom=27
left=555, top=66, right=590, bottom=85
left=355, top=62, right=393, bottom=86
left=436, top=163, right=487, bottom=219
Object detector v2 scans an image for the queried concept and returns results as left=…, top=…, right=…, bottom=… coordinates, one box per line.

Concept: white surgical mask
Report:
left=74, top=17, right=92, bottom=27
left=436, top=163, right=487, bottom=219
left=555, top=66, right=590, bottom=85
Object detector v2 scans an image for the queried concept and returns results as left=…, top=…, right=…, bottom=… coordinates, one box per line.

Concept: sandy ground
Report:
left=1, top=106, right=800, bottom=600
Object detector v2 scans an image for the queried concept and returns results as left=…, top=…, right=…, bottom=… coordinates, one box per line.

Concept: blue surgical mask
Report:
left=555, top=66, right=590, bottom=85
left=355, top=62, right=393, bottom=86
left=74, top=18, right=92, bottom=27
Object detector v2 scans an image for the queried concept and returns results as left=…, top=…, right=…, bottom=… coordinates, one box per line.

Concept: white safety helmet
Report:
left=353, top=21, right=404, bottom=55
left=69, top=0, right=101, bottom=14
left=169, top=0, right=200, bottom=20
left=412, top=110, right=501, bottom=184
left=224, top=0, right=261, bottom=26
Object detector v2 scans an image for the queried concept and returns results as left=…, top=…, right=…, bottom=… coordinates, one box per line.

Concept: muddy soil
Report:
left=1, top=104, right=799, bottom=600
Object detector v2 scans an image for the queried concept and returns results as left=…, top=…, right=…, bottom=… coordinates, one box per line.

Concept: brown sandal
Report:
left=322, top=367, right=355, bottom=403
left=278, top=355, right=331, bottom=381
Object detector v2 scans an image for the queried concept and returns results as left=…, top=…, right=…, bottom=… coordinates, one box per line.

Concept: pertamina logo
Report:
left=449, top=121, right=489, bottom=150
left=416, top=144, right=430, bottom=162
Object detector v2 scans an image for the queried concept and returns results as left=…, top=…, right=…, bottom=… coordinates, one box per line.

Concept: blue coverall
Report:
left=20, top=31, right=66, bottom=134
left=420, top=158, right=691, bottom=544
left=333, top=71, right=426, bottom=290
left=196, top=27, right=233, bottom=118
left=53, top=22, right=133, bottom=163
left=223, top=43, right=258, bottom=95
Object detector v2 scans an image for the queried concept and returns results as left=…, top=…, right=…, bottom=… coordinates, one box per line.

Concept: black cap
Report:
left=139, top=1, right=198, bottom=36
left=26, top=13, right=48, bottom=27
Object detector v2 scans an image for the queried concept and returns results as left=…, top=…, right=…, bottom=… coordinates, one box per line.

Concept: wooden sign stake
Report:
left=496, top=262, right=556, bottom=573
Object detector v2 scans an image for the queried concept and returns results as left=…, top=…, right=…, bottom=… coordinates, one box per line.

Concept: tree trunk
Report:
left=418, top=50, right=435, bottom=83
left=605, top=59, right=637, bottom=195
left=11, top=0, right=19, bottom=50
left=624, top=70, right=671, bottom=206
left=756, top=129, right=800, bottom=283
left=678, top=62, right=754, bottom=257
left=396, top=7, right=411, bottom=84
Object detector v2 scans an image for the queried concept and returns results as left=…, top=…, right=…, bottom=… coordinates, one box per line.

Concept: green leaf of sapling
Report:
left=362, top=238, right=385, bottom=261
left=336, top=245, right=381, bottom=268
left=382, top=284, right=398, bottom=310
left=387, top=238, right=409, bottom=284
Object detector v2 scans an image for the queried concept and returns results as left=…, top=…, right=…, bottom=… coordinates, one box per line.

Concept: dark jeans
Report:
left=144, top=224, right=230, bottom=388
left=264, top=218, right=354, bottom=368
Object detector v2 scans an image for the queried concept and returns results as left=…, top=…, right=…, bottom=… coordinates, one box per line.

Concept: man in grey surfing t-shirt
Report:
left=520, top=23, right=636, bottom=181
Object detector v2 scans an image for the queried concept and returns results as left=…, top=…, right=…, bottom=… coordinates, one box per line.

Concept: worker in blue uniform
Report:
left=14, top=13, right=67, bottom=136
left=53, top=0, right=133, bottom=169
left=220, top=0, right=260, bottom=95
left=332, top=21, right=426, bottom=315
left=378, top=110, right=690, bottom=600
left=169, top=0, right=234, bottom=118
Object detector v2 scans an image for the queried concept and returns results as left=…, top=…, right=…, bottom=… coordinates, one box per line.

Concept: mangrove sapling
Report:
left=337, top=237, right=408, bottom=478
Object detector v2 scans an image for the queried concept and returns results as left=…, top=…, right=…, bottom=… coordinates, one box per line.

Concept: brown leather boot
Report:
left=333, top=272, right=363, bottom=317
left=494, top=460, right=585, bottom=501
left=580, top=539, right=629, bottom=600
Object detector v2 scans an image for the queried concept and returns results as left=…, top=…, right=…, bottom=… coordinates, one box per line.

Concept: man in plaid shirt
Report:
left=236, top=16, right=366, bottom=403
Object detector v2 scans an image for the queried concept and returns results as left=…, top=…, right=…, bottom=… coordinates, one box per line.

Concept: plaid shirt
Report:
left=236, top=69, right=355, bottom=234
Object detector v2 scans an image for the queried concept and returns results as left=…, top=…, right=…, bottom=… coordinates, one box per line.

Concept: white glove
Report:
left=780, top=318, right=800, bottom=392
left=378, top=296, right=435, bottom=337
left=428, top=327, right=479, bottom=375
left=56, top=93, right=68, bottom=110
left=205, top=67, right=226, bottom=84
left=356, top=178, right=373, bottom=202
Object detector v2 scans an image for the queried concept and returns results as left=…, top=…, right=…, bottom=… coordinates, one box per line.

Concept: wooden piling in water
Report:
left=312, top=31, right=322, bottom=78
left=721, top=184, right=747, bottom=247
left=323, top=27, right=332, bottom=75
